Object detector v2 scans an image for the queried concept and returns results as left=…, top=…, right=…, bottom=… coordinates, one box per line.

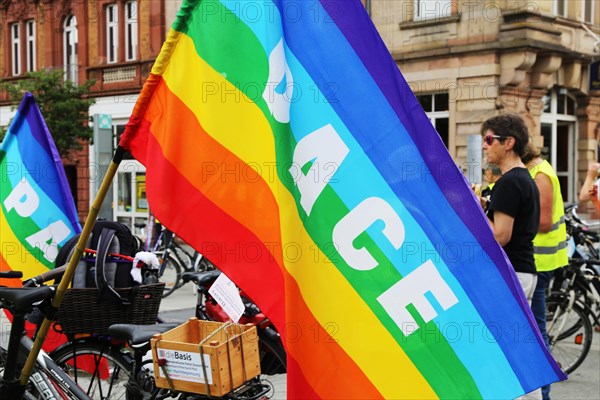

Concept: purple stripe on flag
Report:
left=15, top=93, right=81, bottom=232
left=318, top=1, right=563, bottom=380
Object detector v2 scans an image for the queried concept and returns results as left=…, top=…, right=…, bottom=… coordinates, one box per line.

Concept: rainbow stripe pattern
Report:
left=0, top=93, right=81, bottom=285
left=120, top=1, right=566, bottom=398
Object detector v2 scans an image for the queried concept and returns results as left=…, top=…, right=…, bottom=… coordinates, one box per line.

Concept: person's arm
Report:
left=534, top=172, right=554, bottom=233
left=579, top=162, right=600, bottom=202
left=489, top=210, right=515, bottom=246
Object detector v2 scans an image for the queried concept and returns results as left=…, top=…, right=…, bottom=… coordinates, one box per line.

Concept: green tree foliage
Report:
left=1, top=69, right=95, bottom=157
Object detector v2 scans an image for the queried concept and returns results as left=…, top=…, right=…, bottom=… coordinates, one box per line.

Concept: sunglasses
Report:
left=483, top=134, right=509, bottom=146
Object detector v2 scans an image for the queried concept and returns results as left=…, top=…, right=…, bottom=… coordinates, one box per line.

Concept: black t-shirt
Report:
left=487, top=168, right=540, bottom=274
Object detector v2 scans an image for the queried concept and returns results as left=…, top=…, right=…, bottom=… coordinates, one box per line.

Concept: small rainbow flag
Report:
left=1, top=93, right=81, bottom=286
left=120, top=1, right=565, bottom=398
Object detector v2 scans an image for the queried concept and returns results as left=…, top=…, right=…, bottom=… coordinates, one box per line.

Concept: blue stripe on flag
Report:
left=7, top=94, right=81, bottom=233
left=272, top=0, right=561, bottom=391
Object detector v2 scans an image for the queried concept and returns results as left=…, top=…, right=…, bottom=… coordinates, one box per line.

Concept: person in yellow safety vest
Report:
left=523, top=144, right=568, bottom=400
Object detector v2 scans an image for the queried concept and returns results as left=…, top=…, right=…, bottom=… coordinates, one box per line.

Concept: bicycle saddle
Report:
left=181, top=270, right=221, bottom=286
left=108, top=323, right=180, bottom=345
left=0, top=286, right=54, bottom=313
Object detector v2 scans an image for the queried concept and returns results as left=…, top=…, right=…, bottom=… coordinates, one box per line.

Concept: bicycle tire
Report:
left=50, top=339, right=134, bottom=400
left=158, top=253, right=182, bottom=298
left=258, top=328, right=286, bottom=375
left=546, top=298, right=593, bottom=374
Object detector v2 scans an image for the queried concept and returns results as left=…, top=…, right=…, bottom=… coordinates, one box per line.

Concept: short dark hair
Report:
left=480, top=113, right=529, bottom=157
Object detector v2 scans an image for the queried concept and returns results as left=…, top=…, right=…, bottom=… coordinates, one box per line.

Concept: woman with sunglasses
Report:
left=481, top=114, right=542, bottom=400
left=480, top=114, right=541, bottom=299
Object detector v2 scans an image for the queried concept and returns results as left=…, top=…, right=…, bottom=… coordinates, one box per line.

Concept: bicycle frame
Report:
left=18, top=335, right=92, bottom=400
left=0, top=291, right=92, bottom=399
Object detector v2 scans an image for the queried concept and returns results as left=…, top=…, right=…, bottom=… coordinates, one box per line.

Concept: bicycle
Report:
left=0, top=270, right=93, bottom=399
left=43, top=271, right=282, bottom=399
left=2, top=268, right=271, bottom=400
left=564, top=204, right=599, bottom=260
left=152, top=228, right=214, bottom=297
left=545, top=258, right=600, bottom=374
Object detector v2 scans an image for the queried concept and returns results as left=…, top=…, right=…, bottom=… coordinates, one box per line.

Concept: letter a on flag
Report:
left=120, top=1, right=566, bottom=398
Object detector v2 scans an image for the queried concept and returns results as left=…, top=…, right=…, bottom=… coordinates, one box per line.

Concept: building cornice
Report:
left=392, top=38, right=594, bottom=64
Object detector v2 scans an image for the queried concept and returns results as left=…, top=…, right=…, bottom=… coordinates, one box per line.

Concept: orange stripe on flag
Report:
left=285, top=278, right=383, bottom=399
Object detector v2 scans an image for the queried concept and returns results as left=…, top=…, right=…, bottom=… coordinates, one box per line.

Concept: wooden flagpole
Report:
left=19, top=147, right=127, bottom=385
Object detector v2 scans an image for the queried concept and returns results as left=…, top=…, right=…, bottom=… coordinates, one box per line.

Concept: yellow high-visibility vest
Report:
left=529, top=160, right=568, bottom=272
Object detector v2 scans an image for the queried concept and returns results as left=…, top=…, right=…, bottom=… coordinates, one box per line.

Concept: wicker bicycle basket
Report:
left=54, top=283, right=164, bottom=336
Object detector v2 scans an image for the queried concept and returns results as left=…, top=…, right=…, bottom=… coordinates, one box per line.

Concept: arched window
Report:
left=26, top=20, right=36, bottom=72
left=11, top=22, right=21, bottom=76
left=63, top=15, right=78, bottom=84
left=125, top=1, right=138, bottom=61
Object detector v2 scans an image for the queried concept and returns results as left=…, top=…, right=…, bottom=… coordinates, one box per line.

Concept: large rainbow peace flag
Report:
left=120, top=0, right=566, bottom=398
left=1, top=93, right=81, bottom=287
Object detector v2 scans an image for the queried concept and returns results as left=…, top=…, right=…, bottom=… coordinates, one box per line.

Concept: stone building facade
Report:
left=370, top=0, right=599, bottom=204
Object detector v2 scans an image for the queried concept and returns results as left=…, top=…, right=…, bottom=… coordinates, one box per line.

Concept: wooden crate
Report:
left=150, top=318, right=261, bottom=396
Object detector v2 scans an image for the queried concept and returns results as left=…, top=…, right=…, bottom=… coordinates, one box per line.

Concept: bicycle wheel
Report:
left=546, top=298, right=593, bottom=374
left=51, top=340, right=133, bottom=400
left=258, top=328, right=286, bottom=375
left=0, top=347, right=6, bottom=376
left=157, top=253, right=182, bottom=298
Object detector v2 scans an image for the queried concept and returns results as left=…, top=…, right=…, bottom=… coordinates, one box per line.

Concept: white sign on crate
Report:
left=156, top=349, right=213, bottom=384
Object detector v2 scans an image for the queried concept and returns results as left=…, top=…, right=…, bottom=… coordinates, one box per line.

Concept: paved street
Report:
left=160, top=285, right=600, bottom=400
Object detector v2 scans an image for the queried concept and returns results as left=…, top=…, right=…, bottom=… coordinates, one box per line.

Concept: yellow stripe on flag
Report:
left=0, top=208, right=49, bottom=278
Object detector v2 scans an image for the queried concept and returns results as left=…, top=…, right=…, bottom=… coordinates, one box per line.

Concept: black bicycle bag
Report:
left=56, top=220, right=143, bottom=306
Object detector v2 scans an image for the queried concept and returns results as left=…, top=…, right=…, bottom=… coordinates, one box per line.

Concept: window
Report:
left=106, top=4, right=118, bottom=63
left=125, top=1, right=138, bottom=61
left=583, top=0, right=594, bottom=23
left=413, top=0, right=451, bottom=21
left=554, top=0, right=566, bottom=17
left=416, top=93, right=449, bottom=148
left=64, top=15, right=78, bottom=84
left=26, top=20, right=36, bottom=72
left=11, top=23, right=21, bottom=76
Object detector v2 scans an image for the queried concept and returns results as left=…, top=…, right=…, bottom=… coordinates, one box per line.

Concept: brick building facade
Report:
left=0, top=0, right=170, bottom=224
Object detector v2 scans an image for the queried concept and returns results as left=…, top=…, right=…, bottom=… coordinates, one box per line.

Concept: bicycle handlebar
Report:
left=23, top=265, right=67, bottom=287
left=0, top=271, right=23, bottom=279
